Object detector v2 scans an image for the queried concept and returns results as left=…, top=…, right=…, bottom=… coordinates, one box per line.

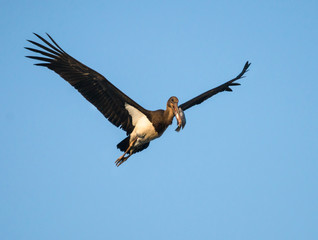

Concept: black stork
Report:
left=25, top=33, right=251, bottom=167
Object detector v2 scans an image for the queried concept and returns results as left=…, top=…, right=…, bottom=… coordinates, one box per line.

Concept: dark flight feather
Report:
left=26, top=33, right=149, bottom=135
left=179, top=61, right=251, bottom=111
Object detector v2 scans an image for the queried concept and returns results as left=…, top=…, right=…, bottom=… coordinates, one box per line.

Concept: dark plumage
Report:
left=26, top=33, right=251, bottom=166
left=179, top=62, right=251, bottom=111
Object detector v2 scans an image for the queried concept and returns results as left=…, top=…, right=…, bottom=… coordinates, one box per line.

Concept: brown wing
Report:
left=179, top=61, right=251, bottom=111
left=25, top=33, right=148, bottom=135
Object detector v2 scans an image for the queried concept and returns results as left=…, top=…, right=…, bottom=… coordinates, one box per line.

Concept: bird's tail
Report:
left=117, top=137, right=150, bottom=154
left=117, top=137, right=130, bottom=152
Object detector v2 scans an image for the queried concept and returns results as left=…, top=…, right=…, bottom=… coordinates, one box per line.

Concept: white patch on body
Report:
left=125, top=103, right=159, bottom=146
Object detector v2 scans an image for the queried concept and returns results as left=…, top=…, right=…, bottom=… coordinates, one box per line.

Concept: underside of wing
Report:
left=26, top=33, right=148, bottom=135
left=179, top=61, right=251, bottom=111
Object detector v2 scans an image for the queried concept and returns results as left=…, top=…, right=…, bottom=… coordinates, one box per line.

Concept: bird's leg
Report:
left=115, top=137, right=137, bottom=167
left=122, top=138, right=137, bottom=157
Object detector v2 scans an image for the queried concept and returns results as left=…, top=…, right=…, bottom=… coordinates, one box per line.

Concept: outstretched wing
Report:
left=179, top=61, right=251, bottom=111
left=26, top=33, right=148, bottom=135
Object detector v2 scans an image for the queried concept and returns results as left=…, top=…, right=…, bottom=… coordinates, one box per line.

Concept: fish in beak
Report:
left=172, top=102, right=186, bottom=132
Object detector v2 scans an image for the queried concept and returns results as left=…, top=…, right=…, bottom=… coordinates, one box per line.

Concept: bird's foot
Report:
left=115, top=154, right=130, bottom=167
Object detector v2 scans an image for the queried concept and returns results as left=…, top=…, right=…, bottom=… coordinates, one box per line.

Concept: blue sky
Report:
left=1, top=0, right=318, bottom=239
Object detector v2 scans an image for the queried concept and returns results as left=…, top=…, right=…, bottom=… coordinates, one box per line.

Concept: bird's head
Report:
left=167, top=96, right=186, bottom=132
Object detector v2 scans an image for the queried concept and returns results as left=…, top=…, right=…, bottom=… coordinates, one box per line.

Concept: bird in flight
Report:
left=26, top=33, right=251, bottom=167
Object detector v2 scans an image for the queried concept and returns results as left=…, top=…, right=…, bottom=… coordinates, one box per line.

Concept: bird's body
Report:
left=115, top=97, right=181, bottom=165
left=26, top=33, right=250, bottom=166
left=124, top=104, right=162, bottom=150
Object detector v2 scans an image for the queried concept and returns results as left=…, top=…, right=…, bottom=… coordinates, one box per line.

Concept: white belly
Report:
left=125, top=103, right=159, bottom=146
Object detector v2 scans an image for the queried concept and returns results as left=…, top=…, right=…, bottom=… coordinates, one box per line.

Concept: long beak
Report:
left=173, top=103, right=186, bottom=132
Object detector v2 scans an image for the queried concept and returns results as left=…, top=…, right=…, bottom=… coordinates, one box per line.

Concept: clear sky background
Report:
left=1, top=0, right=317, bottom=239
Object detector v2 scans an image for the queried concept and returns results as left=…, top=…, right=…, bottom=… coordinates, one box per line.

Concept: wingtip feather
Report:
left=245, top=61, right=251, bottom=70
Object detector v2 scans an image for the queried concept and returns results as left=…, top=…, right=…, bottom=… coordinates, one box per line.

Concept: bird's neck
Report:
left=163, top=106, right=174, bottom=125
